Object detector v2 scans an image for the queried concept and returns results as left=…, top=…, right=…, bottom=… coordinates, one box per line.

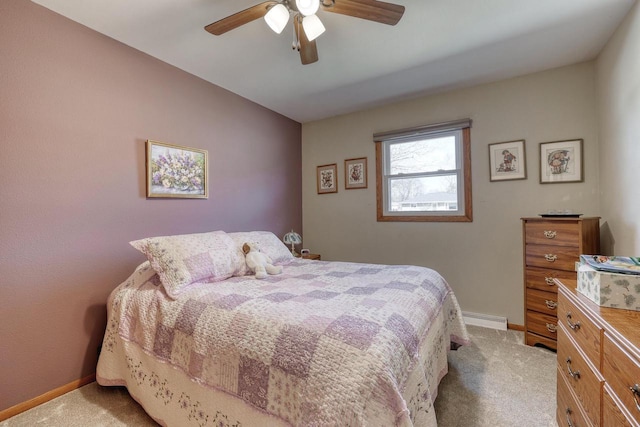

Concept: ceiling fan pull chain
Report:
left=293, top=14, right=302, bottom=51
left=292, top=17, right=298, bottom=50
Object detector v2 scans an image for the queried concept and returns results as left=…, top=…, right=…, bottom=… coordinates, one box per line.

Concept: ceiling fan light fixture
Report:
left=302, top=14, right=325, bottom=41
left=205, top=0, right=405, bottom=65
left=264, top=4, right=290, bottom=34
left=296, top=0, right=320, bottom=17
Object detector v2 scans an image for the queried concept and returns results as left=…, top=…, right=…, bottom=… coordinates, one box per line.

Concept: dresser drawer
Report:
left=558, top=324, right=603, bottom=425
left=603, top=384, right=636, bottom=427
left=558, top=287, right=602, bottom=365
left=526, top=331, right=557, bottom=350
left=526, top=310, right=558, bottom=340
left=525, top=267, right=576, bottom=292
left=525, top=244, right=580, bottom=271
left=603, top=333, right=640, bottom=424
left=558, top=366, right=593, bottom=427
left=525, top=221, right=581, bottom=246
left=526, top=288, right=558, bottom=316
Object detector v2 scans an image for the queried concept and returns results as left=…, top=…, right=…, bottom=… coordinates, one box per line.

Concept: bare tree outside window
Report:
left=387, top=136, right=457, bottom=211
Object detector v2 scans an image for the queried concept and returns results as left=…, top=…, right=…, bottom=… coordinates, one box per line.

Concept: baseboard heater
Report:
left=462, top=311, right=508, bottom=330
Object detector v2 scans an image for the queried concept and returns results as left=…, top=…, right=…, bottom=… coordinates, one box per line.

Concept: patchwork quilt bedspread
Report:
left=97, top=259, right=469, bottom=426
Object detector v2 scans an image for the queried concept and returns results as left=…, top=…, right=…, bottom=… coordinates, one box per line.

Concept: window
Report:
left=375, top=119, right=472, bottom=222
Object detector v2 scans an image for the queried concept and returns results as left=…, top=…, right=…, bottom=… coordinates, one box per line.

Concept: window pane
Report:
left=389, top=136, right=456, bottom=175
left=389, top=175, right=458, bottom=212
left=376, top=123, right=472, bottom=222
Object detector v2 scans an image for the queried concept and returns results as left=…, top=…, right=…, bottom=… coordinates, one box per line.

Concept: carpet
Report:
left=434, top=325, right=557, bottom=426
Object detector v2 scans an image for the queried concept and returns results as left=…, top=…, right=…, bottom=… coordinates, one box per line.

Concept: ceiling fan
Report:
left=204, top=0, right=405, bottom=65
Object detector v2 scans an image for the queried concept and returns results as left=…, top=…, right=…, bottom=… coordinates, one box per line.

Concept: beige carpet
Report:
left=434, top=325, right=557, bottom=426
left=2, top=325, right=557, bottom=426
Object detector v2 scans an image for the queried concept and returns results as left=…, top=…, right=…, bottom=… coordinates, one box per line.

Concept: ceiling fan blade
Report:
left=295, top=17, right=319, bottom=65
left=321, top=0, right=405, bottom=26
left=205, top=1, right=278, bottom=35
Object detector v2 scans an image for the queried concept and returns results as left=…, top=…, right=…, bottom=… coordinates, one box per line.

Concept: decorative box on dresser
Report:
left=521, top=217, right=600, bottom=350
left=556, top=279, right=640, bottom=427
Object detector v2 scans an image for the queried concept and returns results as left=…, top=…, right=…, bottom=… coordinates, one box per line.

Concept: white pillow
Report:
left=130, top=231, right=244, bottom=298
left=227, top=231, right=294, bottom=275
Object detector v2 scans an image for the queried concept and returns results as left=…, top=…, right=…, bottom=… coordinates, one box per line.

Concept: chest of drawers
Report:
left=557, top=280, right=640, bottom=426
left=521, top=217, right=600, bottom=350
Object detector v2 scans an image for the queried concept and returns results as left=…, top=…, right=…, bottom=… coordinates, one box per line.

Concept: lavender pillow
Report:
left=130, top=231, right=243, bottom=298
left=227, top=231, right=294, bottom=276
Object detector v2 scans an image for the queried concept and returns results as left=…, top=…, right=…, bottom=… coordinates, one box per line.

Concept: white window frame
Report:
left=375, top=120, right=472, bottom=222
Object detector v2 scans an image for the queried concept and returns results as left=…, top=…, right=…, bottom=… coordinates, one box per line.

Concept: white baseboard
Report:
left=463, top=311, right=508, bottom=330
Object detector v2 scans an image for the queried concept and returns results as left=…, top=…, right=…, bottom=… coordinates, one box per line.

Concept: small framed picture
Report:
left=539, top=139, right=583, bottom=184
left=146, top=140, right=208, bottom=198
left=488, top=140, right=527, bottom=182
left=344, top=157, right=368, bottom=189
left=317, top=163, right=338, bottom=194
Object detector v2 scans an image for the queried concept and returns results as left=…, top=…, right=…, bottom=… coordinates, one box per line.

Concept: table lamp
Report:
left=283, top=230, right=302, bottom=256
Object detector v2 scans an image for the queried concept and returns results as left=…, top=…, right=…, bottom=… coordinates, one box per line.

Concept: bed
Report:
left=97, top=231, right=469, bottom=426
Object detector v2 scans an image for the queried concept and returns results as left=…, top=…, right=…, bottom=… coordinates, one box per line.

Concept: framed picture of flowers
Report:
left=317, top=163, right=338, bottom=194
left=344, top=157, right=368, bottom=189
left=146, top=140, right=208, bottom=198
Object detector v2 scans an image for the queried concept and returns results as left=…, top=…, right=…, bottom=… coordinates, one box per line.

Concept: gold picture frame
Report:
left=316, top=163, right=338, bottom=194
left=146, top=140, right=208, bottom=198
left=344, top=157, right=368, bottom=189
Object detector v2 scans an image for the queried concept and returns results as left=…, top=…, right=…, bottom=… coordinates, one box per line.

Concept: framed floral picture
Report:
left=539, top=139, right=583, bottom=184
left=344, top=157, right=368, bottom=189
left=317, top=163, right=338, bottom=194
left=488, top=140, right=527, bottom=181
left=146, top=140, right=208, bottom=198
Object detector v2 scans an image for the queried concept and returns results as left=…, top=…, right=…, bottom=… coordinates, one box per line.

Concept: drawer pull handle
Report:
left=544, top=230, right=557, bottom=239
left=546, top=323, right=557, bottom=333
left=545, top=277, right=555, bottom=285
left=631, top=384, right=640, bottom=412
left=544, top=254, right=558, bottom=262
left=545, top=300, right=558, bottom=309
left=566, top=357, right=581, bottom=380
left=566, top=313, right=581, bottom=331
left=565, top=408, right=574, bottom=427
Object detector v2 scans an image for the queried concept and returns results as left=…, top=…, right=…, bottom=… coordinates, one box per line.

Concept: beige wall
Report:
left=596, top=1, right=640, bottom=255
left=302, top=63, right=600, bottom=325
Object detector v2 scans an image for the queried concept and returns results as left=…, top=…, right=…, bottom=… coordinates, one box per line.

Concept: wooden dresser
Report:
left=521, top=217, right=600, bottom=350
left=556, top=280, right=640, bottom=427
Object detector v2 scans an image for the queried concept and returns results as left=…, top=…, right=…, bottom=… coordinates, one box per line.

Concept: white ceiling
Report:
left=31, top=0, right=635, bottom=123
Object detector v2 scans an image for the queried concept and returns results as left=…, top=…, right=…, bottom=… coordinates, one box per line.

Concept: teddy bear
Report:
left=242, top=242, right=283, bottom=279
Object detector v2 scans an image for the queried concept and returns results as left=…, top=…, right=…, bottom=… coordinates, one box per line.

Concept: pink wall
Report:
left=0, top=0, right=301, bottom=411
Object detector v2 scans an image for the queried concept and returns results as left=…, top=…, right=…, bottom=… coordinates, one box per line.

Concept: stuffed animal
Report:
left=242, top=242, right=283, bottom=279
